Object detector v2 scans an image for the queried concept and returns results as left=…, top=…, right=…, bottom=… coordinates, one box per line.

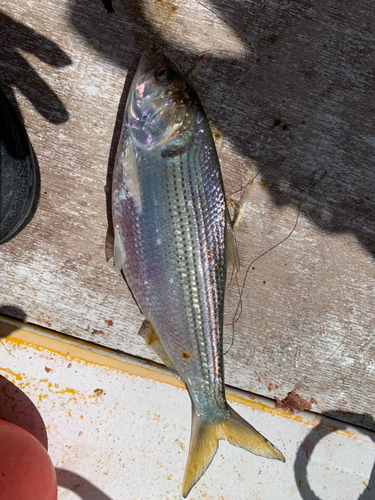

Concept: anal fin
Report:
left=138, top=319, right=178, bottom=375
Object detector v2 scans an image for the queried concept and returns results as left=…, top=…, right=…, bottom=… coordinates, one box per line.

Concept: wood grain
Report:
left=0, top=0, right=374, bottom=431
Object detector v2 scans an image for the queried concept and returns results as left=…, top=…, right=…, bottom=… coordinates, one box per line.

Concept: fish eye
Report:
left=155, top=66, right=174, bottom=83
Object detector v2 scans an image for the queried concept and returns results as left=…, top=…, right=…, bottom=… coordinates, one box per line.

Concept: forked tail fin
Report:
left=182, top=404, right=285, bottom=498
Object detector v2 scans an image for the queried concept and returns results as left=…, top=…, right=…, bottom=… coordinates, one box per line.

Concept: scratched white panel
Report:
left=0, top=325, right=374, bottom=499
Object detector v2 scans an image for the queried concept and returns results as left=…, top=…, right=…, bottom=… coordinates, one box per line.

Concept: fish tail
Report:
left=182, top=403, right=285, bottom=498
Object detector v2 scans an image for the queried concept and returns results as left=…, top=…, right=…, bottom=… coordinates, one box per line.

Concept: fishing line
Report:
left=191, top=0, right=255, bottom=71
left=205, top=44, right=257, bottom=86
left=184, top=45, right=256, bottom=83
left=224, top=164, right=350, bottom=363
left=223, top=159, right=294, bottom=354
left=191, top=0, right=230, bottom=28
left=227, top=168, right=261, bottom=200
left=223, top=205, right=300, bottom=355
left=232, top=207, right=300, bottom=327
left=226, top=156, right=290, bottom=228
left=185, top=0, right=257, bottom=85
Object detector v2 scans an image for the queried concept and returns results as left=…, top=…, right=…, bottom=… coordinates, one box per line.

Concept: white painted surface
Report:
left=0, top=320, right=374, bottom=499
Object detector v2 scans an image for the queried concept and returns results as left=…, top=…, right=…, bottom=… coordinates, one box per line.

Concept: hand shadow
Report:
left=69, top=0, right=375, bottom=261
left=294, top=412, right=375, bottom=500
left=0, top=10, right=72, bottom=124
left=0, top=375, right=48, bottom=449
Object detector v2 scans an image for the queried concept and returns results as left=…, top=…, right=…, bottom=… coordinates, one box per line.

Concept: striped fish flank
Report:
left=112, top=52, right=284, bottom=498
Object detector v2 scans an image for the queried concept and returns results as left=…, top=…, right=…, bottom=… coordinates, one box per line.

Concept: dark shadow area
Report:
left=294, top=412, right=375, bottom=499
left=0, top=10, right=72, bottom=124
left=104, top=62, right=137, bottom=261
left=56, top=469, right=113, bottom=500
left=68, top=0, right=375, bottom=259
left=0, top=306, right=27, bottom=336
left=324, top=410, right=375, bottom=439
left=0, top=375, right=48, bottom=450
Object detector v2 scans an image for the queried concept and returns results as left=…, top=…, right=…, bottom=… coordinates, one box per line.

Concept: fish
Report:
left=112, top=51, right=285, bottom=497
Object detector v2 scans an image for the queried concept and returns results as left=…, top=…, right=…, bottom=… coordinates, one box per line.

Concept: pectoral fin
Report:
left=114, top=230, right=125, bottom=274
left=225, top=207, right=240, bottom=271
left=138, top=319, right=178, bottom=374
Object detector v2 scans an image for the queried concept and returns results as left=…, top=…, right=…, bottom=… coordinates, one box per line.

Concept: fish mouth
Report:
left=136, top=51, right=186, bottom=82
left=137, top=50, right=167, bottom=75
left=137, top=51, right=191, bottom=98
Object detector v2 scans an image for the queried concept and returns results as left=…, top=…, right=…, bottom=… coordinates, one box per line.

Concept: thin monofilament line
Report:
left=223, top=206, right=300, bottom=355
left=223, top=163, right=331, bottom=354
left=225, top=261, right=236, bottom=291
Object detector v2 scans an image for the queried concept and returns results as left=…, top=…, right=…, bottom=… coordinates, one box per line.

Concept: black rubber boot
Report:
left=0, top=89, right=40, bottom=244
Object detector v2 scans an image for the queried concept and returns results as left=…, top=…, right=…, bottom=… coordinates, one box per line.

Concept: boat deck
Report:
left=1, top=316, right=374, bottom=499
left=1, top=0, right=375, bottom=497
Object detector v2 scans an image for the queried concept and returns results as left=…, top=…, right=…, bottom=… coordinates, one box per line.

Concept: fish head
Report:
left=127, top=52, right=193, bottom=149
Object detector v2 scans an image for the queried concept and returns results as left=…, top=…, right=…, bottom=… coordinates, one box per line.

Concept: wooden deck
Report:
left=1, top=0, right=374, bottom=431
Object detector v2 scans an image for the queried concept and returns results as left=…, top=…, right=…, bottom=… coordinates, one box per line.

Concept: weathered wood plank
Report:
left=0, top=0, right=374, bottom=430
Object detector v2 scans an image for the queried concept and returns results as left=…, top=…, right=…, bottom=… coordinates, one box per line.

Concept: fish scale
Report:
left=112, top=51, right=284, bottom=498
left=157, top=144, right=223, bottom=404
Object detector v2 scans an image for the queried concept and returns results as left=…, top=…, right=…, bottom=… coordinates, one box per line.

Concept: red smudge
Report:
left=67, top=363, right=72, bottom=369
left=275, top=390, right=317, bottom=414
left=105, top=320, right=113, bottom=327
left=45, top=367, right=53, bottom=373
left=199, top=54, right=205, bottom=61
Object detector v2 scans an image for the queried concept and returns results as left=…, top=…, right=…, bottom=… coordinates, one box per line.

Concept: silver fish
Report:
left=112, top=52, right=284, bottom=497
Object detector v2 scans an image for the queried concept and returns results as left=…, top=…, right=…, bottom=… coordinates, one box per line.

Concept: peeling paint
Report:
left=275, top=390, right=317, bottom=414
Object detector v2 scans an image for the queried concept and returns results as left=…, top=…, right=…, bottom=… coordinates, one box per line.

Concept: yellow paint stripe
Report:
left=1, top=316, right=186, bottom=389
left=0, top=316, right=354, bottom=436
